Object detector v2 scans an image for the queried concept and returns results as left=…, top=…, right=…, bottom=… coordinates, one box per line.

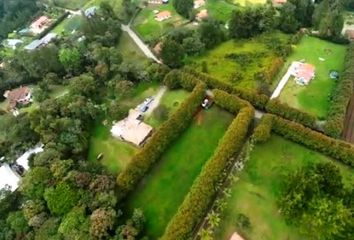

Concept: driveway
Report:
left=270, top=62, right=297, bottom=99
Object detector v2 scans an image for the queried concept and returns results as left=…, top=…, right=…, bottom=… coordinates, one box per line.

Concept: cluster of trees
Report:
left=117, top=80, right=206, bottom=196
left=160, top=18, right=225, bottom=68
left=0, top=0, right=40, bottom=40
left=279, top=162, right=353, bottom=239
left=324, top=43, right=354, bottom=137
left=162, top=91, right=254, bottom=240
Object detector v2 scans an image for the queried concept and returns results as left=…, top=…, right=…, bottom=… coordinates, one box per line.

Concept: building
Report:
left=272, top=0, right=287, bottom=6
left=24, top=33, right=57, bottom=51
left=3, top=86, right=32, bottom=109
left=0, top=163, right=21, bottom=192
left=345, top=29, right=354, bottom=41
left=229, top=232, right=245, bottom=240
left=194, top=0, right=205, bottom=9
left=30, top=16, right=52, bottom=34
left=111, top=109, right=153, bottom=146
left=85, top=6, right=98, bottom=18
left=292, top=62, right=315, bottom=85
left=196, top=9, right=208, bottom=22
left=155, top=11, right=171, bottom=21
left=5, top=39, right=23, bottom=49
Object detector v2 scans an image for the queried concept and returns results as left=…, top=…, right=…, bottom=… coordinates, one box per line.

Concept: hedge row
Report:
left=264, top=57, right=284, bottom=84
left=162, top=97, right=254, bottom=240
left=271, top=115, right=354, bottom=167
left=252, top=114, right=273, bottom=143
left=212, top=89, right=251, bottom=114
left=182, top=67, right=269, bottom=109
left=324, top=44, right=354, bottom=138
left=116, top=82, right=206, bottom=197
left=266, top=99, right=317, bottom=129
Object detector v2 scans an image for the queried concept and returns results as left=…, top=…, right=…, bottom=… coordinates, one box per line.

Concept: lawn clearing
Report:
left=187, top=32, right=289, bottom=90
left=52, top=0, right=87, bottom=10
left=52, top=15, right=83, bottom=35
left=232, top=0, right=266, bottom=6
left=278, top=36, right=347, bottom=119
left=204, top=0, right=236, bottom=22
left=214, top=135, right=354, bottom=240
left=125, top=106, right=234, bottom=238
left=133, top=3, right=187, bottom=42
left=144, top=89, right=190, bottom=127
left=116, top=32, right=149, bottom=64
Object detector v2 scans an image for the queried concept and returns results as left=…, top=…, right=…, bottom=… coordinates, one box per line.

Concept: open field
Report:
left=214, top=135, right=354, bottom=240
left=84, top=0, right=123, bottom=13
left=53, top=15, right=83, bottom=35
left=187, top=32, right=289, bottom=90
left=204, top=0, right=236, bottom=22
left=232, top=0, right=266, bottom=6
left=117, top=32, right=150, bottom=64
left=278, top=36, right=347, bottom=119
left=52, top=0, right=88, bottom=10
left=125, top=106, right=234, bottom=238
left=133, top=3, right=187, bottom=42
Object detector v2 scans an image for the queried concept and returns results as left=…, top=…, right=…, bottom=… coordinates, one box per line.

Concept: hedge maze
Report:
left=115, top=57, right=354, bottom=239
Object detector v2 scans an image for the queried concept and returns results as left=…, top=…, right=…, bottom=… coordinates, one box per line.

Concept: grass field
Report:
left=232, top=0, right=266, bottom=6
left=214, top=135, right=354, bottom=240
left=117, top=32, right=149, bottom=64
left=187, top=32, right=289, bottom=90
left=278, top=36, right=347, bottom=119
left=205, top=0, right=236, bottom=22
left=52, top=0, right=88, bottom=10
left=125, top=106, right=234, bottom=238
left=133, top=3, right=187, bottom=42
left=53, top=15, right=83, bottom=35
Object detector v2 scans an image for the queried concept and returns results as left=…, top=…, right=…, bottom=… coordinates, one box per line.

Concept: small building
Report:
left=5, top=39, right=23, bottom=49
left=194, top=0, right=205, bottom=9
left=292, top=62, right=315, bottom=86
left=0, top=163, right=21, bottom=192
left=155, top=11, right=171, bottom=22
left=30, top=16, right=52, bottom=34
left=196, top=9, right=208, bottom=22
left=345, top=29, right=354, bottom=41
left=85, top=6, right=98, bottom=18
left=3, top=86, right=32, bottom=110
left=24, top=33, right=57, bottom=51
left=111, top=109, right=153, bottom=146
left=229, top=232, right=245, bottom=240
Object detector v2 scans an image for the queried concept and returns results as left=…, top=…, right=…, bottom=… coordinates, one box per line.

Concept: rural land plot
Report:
left=214, top=135, right=354, bottom=240
left=278, top=36, right=347, bottom=119
left=187, top=32, right=289, bottom=90
left=204, top=0, right=236, bottom=22
left=232, top=0, right=266, bottom=6
left=50, top=0, right=88, bottom=10
left=124, top=106, right=234, bottom=238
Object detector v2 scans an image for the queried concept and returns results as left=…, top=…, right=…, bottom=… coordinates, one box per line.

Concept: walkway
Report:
left=144, top=86, right=167, bottom=116
left=270, top=62, right=297, bottom=99
left=121, top=24, right=161, bottom=63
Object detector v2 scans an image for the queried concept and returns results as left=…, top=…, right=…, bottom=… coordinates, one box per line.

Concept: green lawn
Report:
left=187, top=32, right=289, bottom=90
left=133, top=3, right=187, bottom=42
left=214, top=135, right=354, bottom=240
left=144, top=89, right=190, bottom=127
left=204, top=0, right=236, bottom=22
left=116, top=32, right=149, bottom=64
left=53, top=15, right=83, bottom=35
left=278, top=36, right=347, bottom=119
left=125, top=106, right=234, bottom=238
left=52, top=0, right=88, bottom=10
left=232, top=0, right=266, bottom=6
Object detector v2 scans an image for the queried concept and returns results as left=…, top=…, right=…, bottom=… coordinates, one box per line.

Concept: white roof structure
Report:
left=25, top=33, right=57, bottom=51
left=0, top=164, right=21, bottom=191
left=111, top=109, right=153, bottom=146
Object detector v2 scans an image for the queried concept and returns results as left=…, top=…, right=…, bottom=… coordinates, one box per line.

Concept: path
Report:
left=121, top=24, right=161, bottom=63
left=144, top=86, right=167, bottom=116
left=270, top=62, right=297, bottom=99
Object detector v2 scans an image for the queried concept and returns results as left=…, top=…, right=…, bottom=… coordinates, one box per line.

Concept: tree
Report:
left=278, top=2, right=300, bottom=33
left=160, top=39, right=185, bottom=68
left=58, top=206, right=90, bottom=238
left=115, top=80, right=134, bottom=98
left=20, top=167, right=52, bottom=199
left=59, top=47, right=83, bottom=74
left=153, top=105, right=169, bottom=123
left=90, top=208, right=117, bottom=239
left=199, top=19, right=224, bottom=49
left=173, top=0, right=193, bottom=18
left=6, top=211, right=29, bottom=236
left=69, top=74, right=97, bottom=98
left=182, top=36, right=205, bottom=55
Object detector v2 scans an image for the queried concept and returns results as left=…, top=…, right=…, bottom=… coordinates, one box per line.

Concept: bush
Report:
left=163, top=70, right=183, bottom=90
left=324, top=44, right=354, bottom=138
left=153, top=105, right=169, bottom=123
left=162, top=99, right=254, bottom=240
left=116, top=82, right=206, bottom=197
left=213, top=89, right=251, bottom=114
left=266, top=99, right=317, bottom=129
left=271, top=115, right=354, bottom=167
left=252, top=114, right=273, bottom=143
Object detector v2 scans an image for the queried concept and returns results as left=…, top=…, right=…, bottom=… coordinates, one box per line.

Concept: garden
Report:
left=277, top=36, right=347, bottom=119
left=186, top=32, right=289, bottom=90
left=212, top=135, right=354, bottom=240
left=124, top=106, right=234, bottom=238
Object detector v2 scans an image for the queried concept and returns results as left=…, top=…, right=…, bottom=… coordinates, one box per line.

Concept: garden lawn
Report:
left=144, top=89, right=190, bottom=127
left=232, top=0, right=266, bottom=6
left=133, top=3, right=187, bottom=42
left=87, top=122, right=138, bottom=174
left=214, top=135, right=354, bottom=240
left=125, top=106, right=234, bottom=238
left=187, top=32, right=288, bottom=89
left=53, top=15, right=83, bottom=35
left=204, top=0, right=236, bottom=22
left=116, top=32, right=149, bottom=64
left=52, top=0, right=87, bottom=10
left=278, top=36, right=347, bottom=119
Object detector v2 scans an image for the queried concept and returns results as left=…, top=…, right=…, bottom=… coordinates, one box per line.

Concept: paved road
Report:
left=270, top=62, right=297, bottom=99
left=121, top=24, right=161, bottom=63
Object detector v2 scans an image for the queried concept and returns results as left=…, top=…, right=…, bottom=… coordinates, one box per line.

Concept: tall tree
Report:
left=173, top=0, right=194, bottom=18
left=160, top=39, right=185, bottom=68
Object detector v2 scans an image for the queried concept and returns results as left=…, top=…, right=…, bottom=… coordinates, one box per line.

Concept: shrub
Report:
left=213, top=89, right=251, bottom=114
left=163, top=70, right=183, bottom=90
left=116, top=82, right=206, bottom=197
left=162, top=101, right=254, bottom=240
left=153, top=105, right=169, bottom=123
left=252, top=114, right=273, bottom=143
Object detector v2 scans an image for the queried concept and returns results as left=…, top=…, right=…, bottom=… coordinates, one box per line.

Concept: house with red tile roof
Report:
left=345, top=29, right=354, bottom=41
left=229, top=232, right=245, bottom=240
left=272, top=0, right=287, bottom=6
left=155, top=11, right=171, bottom=21
left=292, top=62, right=315, bottom=85
left=194, top=0, right=205, bottom=9
left=3, top=86, right=32, bottom=109
left=29, top=16, right=52, bottom=34
left=196, top=9, right=208, bottom=22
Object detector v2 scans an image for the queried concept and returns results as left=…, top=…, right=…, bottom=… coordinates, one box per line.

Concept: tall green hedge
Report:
left=324, top=43, right=354, bottom=138
left=212, top=89, right=251, bottom=114
left=252, top=114, right=273, bottom=143
left=161, top=93, right=254, bottom=240
left=116, top=82, right=206, bottom=197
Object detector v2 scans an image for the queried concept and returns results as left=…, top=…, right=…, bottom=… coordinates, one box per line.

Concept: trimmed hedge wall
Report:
left=324, top=43, right=354, bottom=138
left=252, top=114, right=273, bottom=143
left=266, top=99, right=317, bottom=129
left=271, top=115, right=354, bottom=167
left=116, top=82, right=206, bottom=197
left=212, top=89, right=251, bottom=114
left=162, top=93, right=254, bottom=240
left=182, top=67, right=269, bottom=110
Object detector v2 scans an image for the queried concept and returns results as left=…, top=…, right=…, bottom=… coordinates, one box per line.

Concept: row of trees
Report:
left=162, top=90, right=254, bottom=240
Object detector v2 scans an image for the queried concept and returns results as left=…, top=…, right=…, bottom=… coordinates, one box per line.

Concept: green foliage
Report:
left=252, top=114, right=273, bottom=143
left=59, top=47, right=83, bottom=74
left=324, top=43, right=354, bottom=138
left=58, top=207, right=89, bottom=238
left=44, top=183, right=80, bottom=216
left=89, top=208, right=117, bottom=239
left=20, top=167, right=52, bottom=199
left=6, top=211, right=29, bottom=235
left=161, top=39, right=185, bottom=68
left=163, top=70, right=183, bottom=90
left=278, top=2, right=300, bottom=33
left=117, top=82, right=206, bottom=197
left=152, top=105, right=169, bottom=123
left=69, top=74, right=97, bottom=98
left=162, top=97, right=254, bottom=239
left=173, top=0, right=193, bottom=18
left=198, top=18, right=225, bottom=49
